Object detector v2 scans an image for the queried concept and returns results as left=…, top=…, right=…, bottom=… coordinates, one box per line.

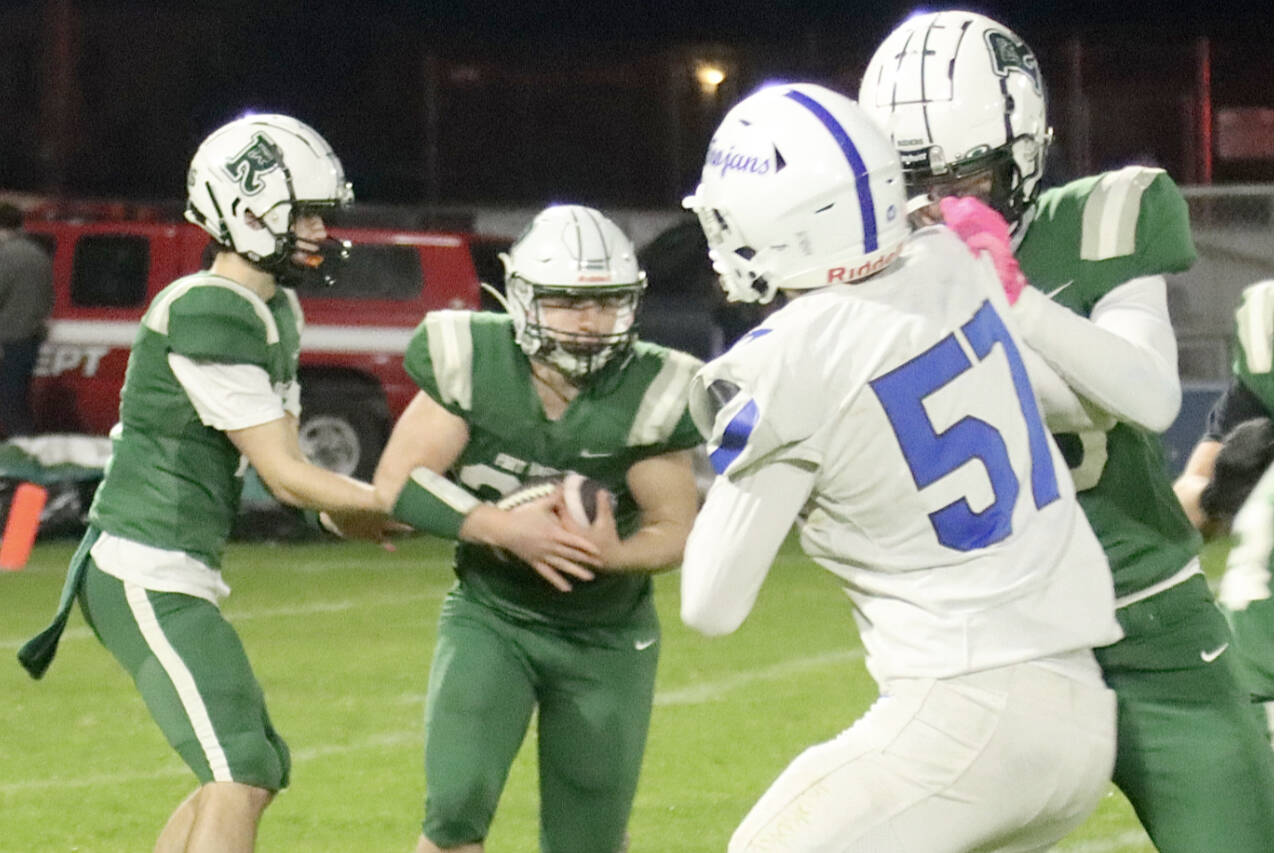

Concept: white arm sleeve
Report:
left=1010, top=275, right=1180, bottom=432
left=168, top=353, right=287, bottom=431
left=680, top=460, right=817, bottom=636
left=1019, top=340, right=1114, bottom=434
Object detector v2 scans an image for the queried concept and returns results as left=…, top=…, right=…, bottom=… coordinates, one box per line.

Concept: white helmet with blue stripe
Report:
left=684, top=82, right=909, bottom=304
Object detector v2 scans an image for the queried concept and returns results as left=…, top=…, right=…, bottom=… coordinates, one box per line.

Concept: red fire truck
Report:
left=25, top=201, right=500, bottom=479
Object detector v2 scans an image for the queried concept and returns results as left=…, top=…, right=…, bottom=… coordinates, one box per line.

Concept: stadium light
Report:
left=694, top=61, right=727, bottom=96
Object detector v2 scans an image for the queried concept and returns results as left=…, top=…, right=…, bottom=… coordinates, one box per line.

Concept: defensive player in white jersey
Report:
left=680, top=83, right=1122, bottom=852
left=19, top=114, right=386, bottom=852
left=860, top=14, right=1274, bottom=850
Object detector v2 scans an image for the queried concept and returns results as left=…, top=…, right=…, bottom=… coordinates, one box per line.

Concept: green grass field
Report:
left=3, top=533, right=1159, bottom=852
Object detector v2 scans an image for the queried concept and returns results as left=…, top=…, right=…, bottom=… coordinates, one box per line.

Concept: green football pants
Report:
left=78, top=559, right=290, bottom=790
left=1098, top=575, right=1273, bottom=853
left=422, top=589, right=659, bottom=853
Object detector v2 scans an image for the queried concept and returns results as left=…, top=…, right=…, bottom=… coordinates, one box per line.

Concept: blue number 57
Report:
left=870, top=300, right=1060, bottom=551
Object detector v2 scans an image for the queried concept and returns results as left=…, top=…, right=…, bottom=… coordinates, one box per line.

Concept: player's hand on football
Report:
left=484, top=494, right=601, bottom=592
left=557, top=488, right=622, bottom=570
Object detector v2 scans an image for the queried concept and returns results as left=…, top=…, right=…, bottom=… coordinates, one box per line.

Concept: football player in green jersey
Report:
left=1175, top=279, right=1273, bottom=532
left=862, top=12, right=1273, bottom=852
left=374, top=204, right=702, bottom=853
left=1175, top=280, right=1274, bottom=735
left=18, top=114, right=387, bottom=853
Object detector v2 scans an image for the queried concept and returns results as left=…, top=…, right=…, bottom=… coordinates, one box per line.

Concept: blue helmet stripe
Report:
left=783, top=89, right=879, bottom=252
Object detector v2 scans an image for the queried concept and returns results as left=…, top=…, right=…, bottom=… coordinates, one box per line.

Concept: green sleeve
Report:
left=402, top=311, right=477, bottom=418
left=167, top=287, right=271, bottom=368
left=1135, top=170, right=1197, bottom=275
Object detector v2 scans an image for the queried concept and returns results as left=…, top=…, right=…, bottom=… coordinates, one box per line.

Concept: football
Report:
left=495, top=471, right=614, bottom=527
left=560, top=471, right=615, bottom=527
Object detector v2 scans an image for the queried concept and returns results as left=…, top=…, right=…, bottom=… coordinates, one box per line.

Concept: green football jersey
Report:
left=1018, top=167, right=1201, bottom=598
left=1231, top=280, right=1274, bottom=414
left=404, top=311, right=703, bottom=627
left=90, top=274, right=303, bottom=568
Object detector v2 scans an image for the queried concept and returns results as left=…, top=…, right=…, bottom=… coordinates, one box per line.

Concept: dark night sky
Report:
left=2, top=0, right=1272, bottom=206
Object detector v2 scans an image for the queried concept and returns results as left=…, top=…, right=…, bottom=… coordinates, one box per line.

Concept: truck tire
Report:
left=298, top=384, right=388, bottom=480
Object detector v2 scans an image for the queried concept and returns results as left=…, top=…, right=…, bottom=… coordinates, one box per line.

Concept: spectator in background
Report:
left=0, top=202, right=54, bottom=437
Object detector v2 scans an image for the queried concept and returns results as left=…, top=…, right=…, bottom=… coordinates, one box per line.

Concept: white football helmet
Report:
left=859, top=11, right=1052, bottom=224
left=684, top=83, right=909, bottom=304
left=184, top=113, right=354, bottom=272
left=501, top=205, right=647, bottom=381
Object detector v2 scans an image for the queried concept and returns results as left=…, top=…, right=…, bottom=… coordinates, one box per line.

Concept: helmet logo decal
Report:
left=985, top=30, right=1042, bottom=94
left=223, top=132, right=282, bottom=196
left=706, top=144, right=773, bottom=178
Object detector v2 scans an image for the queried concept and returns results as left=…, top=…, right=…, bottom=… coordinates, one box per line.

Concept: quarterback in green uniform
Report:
left=19, top=115, right=386, bottom=853
left=374, top=204, right=701, bottom=853
left=862, top=11, right=1273, bottom=852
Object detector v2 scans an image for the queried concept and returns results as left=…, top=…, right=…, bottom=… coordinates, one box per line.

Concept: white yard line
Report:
left=0, top=731, right=423, bottom=794
left=0, top=592, right=437, bottom=651
left=4, top=646, right=863, bottom=794
left=654, top=648, right=866, bottom=706
left=0, top=641, right=1163, bottom=852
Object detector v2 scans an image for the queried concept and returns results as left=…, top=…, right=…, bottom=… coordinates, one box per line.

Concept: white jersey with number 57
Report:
left=681, top=227, right=1122, bottom=684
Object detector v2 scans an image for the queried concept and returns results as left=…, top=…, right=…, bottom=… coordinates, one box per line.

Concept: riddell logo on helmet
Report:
left=577, top=275, right=612, bottom=282
left=826, top=246, right=902, bottom=283
left=899, top=148, right=932, bottom=169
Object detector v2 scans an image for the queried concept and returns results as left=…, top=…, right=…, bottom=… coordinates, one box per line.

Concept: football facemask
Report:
left=502, top=205, right=647, bottom=382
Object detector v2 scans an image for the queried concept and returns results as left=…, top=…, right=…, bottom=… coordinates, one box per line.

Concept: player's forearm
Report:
left=1011, top=280, right=1180, bottom=431
left=681, top=462, right=812, bottom=636
left=261, top=456, right=382, bottom=513
left=1018, top=339, right=1110, bottom=433
left=1173, top=439, right=1222, bottom=531
left=601, top=519, right=694, bottom=575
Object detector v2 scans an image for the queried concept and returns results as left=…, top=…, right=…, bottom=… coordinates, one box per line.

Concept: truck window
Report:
left=71, top=235, right=149, bottom=307
left=291, top=244, right=422, bottom=300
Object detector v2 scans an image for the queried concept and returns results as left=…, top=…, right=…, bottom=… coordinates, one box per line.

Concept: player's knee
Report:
left=199, top=780, right=274, bottom=818
left=423, top=782, right=499, bottom=848
left=207, top=729, right=290, bottom=791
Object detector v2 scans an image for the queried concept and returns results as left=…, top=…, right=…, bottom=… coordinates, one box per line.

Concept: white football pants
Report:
left=729, top=656, right=1117, bottom=853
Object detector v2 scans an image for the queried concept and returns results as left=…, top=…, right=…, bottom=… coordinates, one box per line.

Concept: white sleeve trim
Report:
left=168, top=353, right=287, bottom=431
left=680, top=460, right=816, bottom=636
left=282, top=380, right=302, bottom=418
left=424, top=311, right=474, bottom=411
left=1010, top=275, right=1180, bottom=432
left=407, top=466, right=482, bottom=514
